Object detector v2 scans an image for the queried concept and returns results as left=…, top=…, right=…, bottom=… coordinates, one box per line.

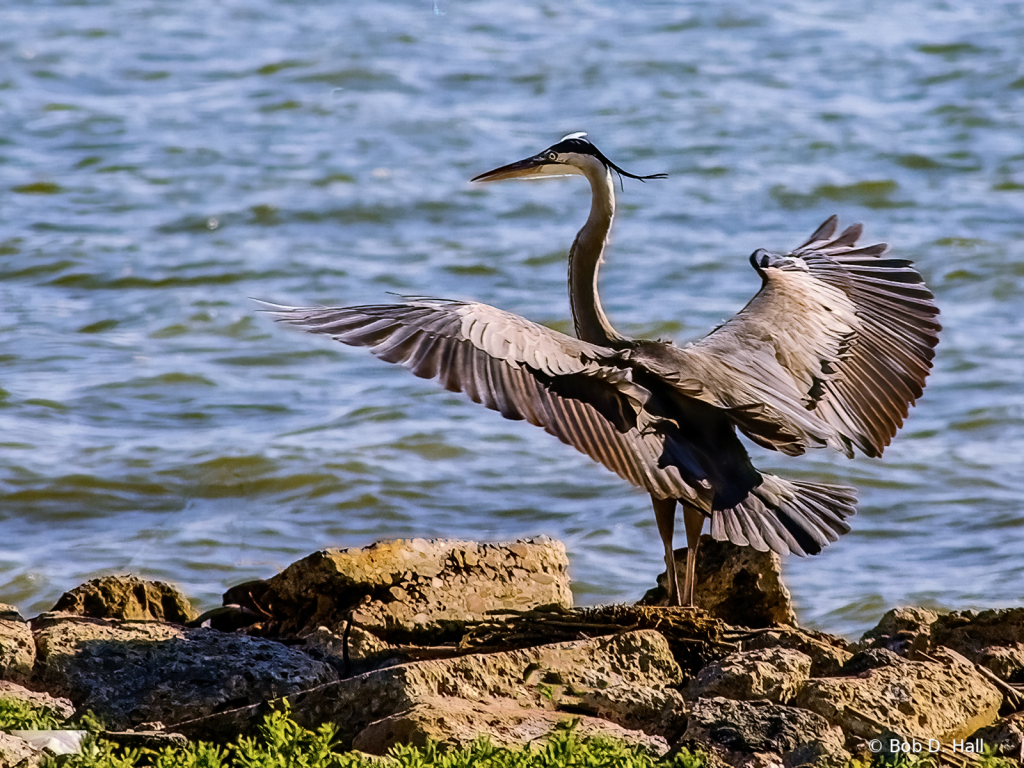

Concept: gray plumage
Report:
left=265, top=135, right=939, bottom=606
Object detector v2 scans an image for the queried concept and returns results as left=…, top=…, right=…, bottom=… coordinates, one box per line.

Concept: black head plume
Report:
left=549, top=132, right=667, bottom=187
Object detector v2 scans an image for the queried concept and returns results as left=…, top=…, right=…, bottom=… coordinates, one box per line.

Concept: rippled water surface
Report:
left=3, top=1, right=1024, bottom=637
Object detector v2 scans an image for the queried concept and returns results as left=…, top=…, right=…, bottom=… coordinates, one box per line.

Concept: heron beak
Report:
left=471, top=155, right=554, bottom=183
left=473, top=154, right=585, bottom=182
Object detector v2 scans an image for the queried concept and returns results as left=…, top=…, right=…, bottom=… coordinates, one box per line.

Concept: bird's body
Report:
left=267, top=134, right=939, bottom=605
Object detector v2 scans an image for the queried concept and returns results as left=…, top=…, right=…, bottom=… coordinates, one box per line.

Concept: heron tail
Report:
left=708, top=474, right=857, bottom=557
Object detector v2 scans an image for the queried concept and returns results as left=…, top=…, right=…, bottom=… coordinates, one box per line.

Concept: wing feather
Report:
left=264, top=299, right=704, bottom=506
left=638, top=217, right=939, bottom=458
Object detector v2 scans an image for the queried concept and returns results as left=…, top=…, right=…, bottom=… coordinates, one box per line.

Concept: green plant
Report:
left=231, top=702, right=349, bottom=768
left=40, top=703, right=706, bottom=768
left=0, top=696, right=64, bottom=730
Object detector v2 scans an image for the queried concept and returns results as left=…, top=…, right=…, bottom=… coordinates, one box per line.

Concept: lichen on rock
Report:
left=52, top=575, right=198, bottom=624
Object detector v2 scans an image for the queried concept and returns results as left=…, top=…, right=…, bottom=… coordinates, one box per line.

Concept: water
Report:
left=2, top=1, right=1023, bottom=639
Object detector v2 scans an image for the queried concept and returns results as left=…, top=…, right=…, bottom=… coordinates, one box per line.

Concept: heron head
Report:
left=471, top=133, right=667, bottom=184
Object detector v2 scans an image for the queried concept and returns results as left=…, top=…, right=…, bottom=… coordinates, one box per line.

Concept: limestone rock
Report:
left=682, top=697, right=850, bottom=768
left=0, top=731, right=43, bottom=768
left=740, top=626, right=851, bottom=677
left=52, top=575, right=198, bottom=624
left=352, top=696, right=670, bottom=756
left=32, top=612, right=337, bottom=729
left=931, top=608, right=1024, bottom=683
left=687, top=648, right=811, bottom=704
left=577, top=684, right=689, bottom=740
left=973, top=712, right=1024, bottom=762
left=857, top=607, right=939, bottom=656
left=642, top=537, right=795, bottom=628
left=226, top=538, right=572, bottom=644
left=0, top=607, right=35, bottom=684
left=173, top=629, right=682, bottom=745
left=0, top=681, right=75, bottom=720
left=794, top=654, right=1002, bottom=743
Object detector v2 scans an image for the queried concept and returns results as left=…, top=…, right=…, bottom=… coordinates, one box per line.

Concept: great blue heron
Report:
left=266, top=134, right=939, bottom=606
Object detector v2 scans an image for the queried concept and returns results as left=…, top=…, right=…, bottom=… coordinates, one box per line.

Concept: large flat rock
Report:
left=352, top=696, right=670, bottom=756
left=173, top=629, right=682, bottom=745
left=225, top=538, right=572, bottom=645
left=32, top=613, right=337, bottom=729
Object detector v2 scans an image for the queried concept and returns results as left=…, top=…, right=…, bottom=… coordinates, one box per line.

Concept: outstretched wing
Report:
left=263, top=299, right=708, bottom=505
left=642, top=216, right=940, bottom=458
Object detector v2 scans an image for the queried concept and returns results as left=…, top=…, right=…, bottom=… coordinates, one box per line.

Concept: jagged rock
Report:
left=931, top=608, right=1024, bottom=683
left=682, top=697, right=850, bottom=767
left=52, top=575, right=198, bottom=623
left=351, top=696, right=670, bottom=756
left=857, top=607, right=939, bottom=656
left=973, top=712, right=1024, bottom=761
left=0, top=606, right=34, bottom=684
left=0, top=731, right=43, bottom=768
left=226, top=538, right=572, bottom=645
left=32, top=612, right=337, bottom=729
left=576, top=685, right=689, bottom=741
left=794, top=654, right=1002, bottom=742
left=642, top=537, right=796, bottom=628
left=0, top=681, right=75, bottom=720
left=173, top=629, right=682, bottom=745
left=740, top=626, right=851, bottom=677
left=687, top=648, right=811, bottom=704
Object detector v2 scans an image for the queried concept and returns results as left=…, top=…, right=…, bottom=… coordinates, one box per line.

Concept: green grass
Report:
left=0, top=696, right=64, bottom=730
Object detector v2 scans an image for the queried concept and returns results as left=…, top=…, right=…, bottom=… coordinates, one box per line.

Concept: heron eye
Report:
left=547, top=151, right=557, bottom=161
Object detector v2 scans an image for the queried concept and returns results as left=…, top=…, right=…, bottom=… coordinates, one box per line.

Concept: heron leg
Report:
left=682, top=504, right=705, bottom=607
left=652, top=496, right=680, bottom=606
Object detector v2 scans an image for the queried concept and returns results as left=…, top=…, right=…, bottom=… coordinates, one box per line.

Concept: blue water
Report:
left=2, top=1, right=1023, bottom=638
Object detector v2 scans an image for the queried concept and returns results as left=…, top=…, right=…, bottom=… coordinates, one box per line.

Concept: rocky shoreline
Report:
left=1, top=537, right=1023, bottom=767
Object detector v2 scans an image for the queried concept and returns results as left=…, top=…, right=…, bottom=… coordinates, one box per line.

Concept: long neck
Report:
left=569, top=164, right=628, bottom=346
